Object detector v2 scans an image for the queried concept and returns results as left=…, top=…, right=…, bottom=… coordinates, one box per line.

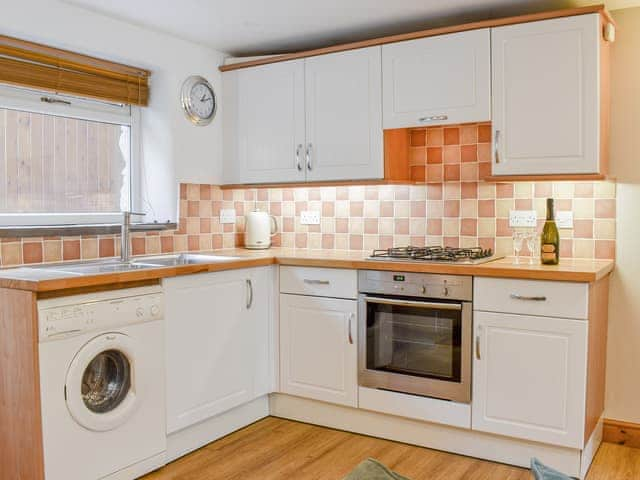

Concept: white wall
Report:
left=1, top=0, right=227, bottom=223
left=606, top=7, right=640, bottom=423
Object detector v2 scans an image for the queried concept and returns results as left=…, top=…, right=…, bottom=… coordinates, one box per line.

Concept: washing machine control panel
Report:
left=39, top=293, right=164, bottom=341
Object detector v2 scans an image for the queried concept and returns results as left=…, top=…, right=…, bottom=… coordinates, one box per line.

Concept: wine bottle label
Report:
left=541, top=243, right=557, bottom=261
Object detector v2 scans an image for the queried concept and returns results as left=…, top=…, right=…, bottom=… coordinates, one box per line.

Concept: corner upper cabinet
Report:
left=491, top=14, right=609, bottom=177
left=222, top=47, right=383, bottom=185
left=223, top=60, right=306, bottom=184
left=382, top=29, right=491, bottom=129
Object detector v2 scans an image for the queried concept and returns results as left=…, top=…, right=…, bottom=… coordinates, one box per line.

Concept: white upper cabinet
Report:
left=491, top=14, right=602, bottom=176
left=223, top=48, right=383, bottom=184
left=305, top=47, right=383, bottom=181
left=223, top=60, right=306, bottom=184
left=382, top=29, right=491, bottom=129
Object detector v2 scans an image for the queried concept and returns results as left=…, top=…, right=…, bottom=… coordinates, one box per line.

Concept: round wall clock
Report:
left=181, top=75, right=217, bottom=126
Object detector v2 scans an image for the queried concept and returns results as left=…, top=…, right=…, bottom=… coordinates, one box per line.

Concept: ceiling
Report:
left=65, top=0, right=638, bottom=56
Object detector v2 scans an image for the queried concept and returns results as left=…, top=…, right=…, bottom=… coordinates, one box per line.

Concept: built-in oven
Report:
left=358, top=270, right=473, bottom=403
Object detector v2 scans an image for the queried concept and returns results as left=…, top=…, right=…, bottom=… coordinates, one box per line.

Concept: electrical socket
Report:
left=509, top=210, right=537, bottom=228
left=219, top=209, right=236, bottom=224
left=300, top=210, right=320, bottom=225
left=555, top=211, right=573, bottom=229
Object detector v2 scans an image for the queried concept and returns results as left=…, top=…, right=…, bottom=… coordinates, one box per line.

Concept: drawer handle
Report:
left=510, top=294, right=547, bottom=302
left=494, top=129, right=501, bottom=164
left=246, top=279, right=253, bottom=309
left=348, top=313, right=354, bottom=345
left=303, top=279, right=330, bottom=285
left=418, top=114, right=448, bottom=123
left=475, top=334, right=481, bottom=360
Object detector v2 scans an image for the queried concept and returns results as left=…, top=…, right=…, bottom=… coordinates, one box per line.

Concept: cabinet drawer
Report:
left=474, top=277, right=588, bottom=319
left=280, top=266, right=357, bottom=299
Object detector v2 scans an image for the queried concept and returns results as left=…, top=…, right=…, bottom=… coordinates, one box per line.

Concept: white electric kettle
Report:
left=245, top=210, right=278, bottom=249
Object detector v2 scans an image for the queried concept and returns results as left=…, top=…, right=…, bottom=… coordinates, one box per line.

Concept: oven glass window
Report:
left=365, top=301, right=462, bottom=382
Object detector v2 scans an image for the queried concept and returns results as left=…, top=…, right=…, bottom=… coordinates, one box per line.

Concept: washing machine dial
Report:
left=136, top=307, right=145, bottom=318
left=150, top=304, right=160, bottom=317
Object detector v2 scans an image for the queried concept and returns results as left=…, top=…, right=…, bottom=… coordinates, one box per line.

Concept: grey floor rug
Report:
left=343, top=458, right=411, bottom=480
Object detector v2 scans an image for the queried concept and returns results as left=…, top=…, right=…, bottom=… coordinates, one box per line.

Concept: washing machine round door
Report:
left=65, top=333, right=137, bottom=432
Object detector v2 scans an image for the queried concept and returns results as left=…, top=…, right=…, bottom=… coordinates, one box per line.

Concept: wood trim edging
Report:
left=219, top=5, right=612, bottom=72
left=603, top=419, right=640, bottom=448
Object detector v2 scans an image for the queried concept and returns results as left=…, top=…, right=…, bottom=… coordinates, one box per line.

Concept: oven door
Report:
left=358, top=294, right=472, bottom=403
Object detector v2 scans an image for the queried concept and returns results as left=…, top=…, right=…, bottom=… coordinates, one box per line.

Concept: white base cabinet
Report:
left=279, top=293, right=358, bottom=407
left=164, top=267, right=274, bottom=433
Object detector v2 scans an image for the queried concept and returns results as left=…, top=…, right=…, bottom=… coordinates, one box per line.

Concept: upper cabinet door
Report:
left=223, top=59, right=306, bottom=184
left=491, top=14, right=601, bottom=176
left=382, top=29, right=491, bottom=129
left=304, top=47, right=383, bottom=182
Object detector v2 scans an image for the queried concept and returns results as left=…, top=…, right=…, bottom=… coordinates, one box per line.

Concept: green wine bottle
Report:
left=541, top=198, right=560, bottom=265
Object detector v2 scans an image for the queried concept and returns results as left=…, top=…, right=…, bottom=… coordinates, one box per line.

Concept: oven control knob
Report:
left=421, top=286, right=426, bottom=295
left=136, top=307, right=145, bottom=318
left=443, top=287, right=450, bottom=297
left=150, top=304, right=160, bottom=317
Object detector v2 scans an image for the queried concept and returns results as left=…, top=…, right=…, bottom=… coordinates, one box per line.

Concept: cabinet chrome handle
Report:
left=246, top=279, right=253, bottom=309
left=348, top=313, right=354, bottom=345
left=418, top=114, right=448, bottom=123
left=510, top=294, right=547, bottom=302
left=494, top=130, right=501, bottom=164
left=303, top=279, right=330, bottom=285
left=306, top=143, right=313, bottom=171
left=476, top=333, right=481, bottom=360
left=295, top=144, right=303, bottom=171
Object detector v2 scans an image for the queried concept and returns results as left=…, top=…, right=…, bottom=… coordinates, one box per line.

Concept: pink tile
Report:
left=410, top=201, right=426, bottom=217
left=283, top=189, right=295, bottom=201
left=427, top=147, right=443, bottom=164
left=365, top=218, right=379, bottom=234
left=322, top=202, right=334, bottom=217
left=460, top=164, right=478, bottom=182
left=444, top=165, right=460, bottom=181
left=365, top=187, right=379, bottom=200
left=234, top=202, right=244, bottom=216
left=308, top=189, right=321, bottom=201
left=534, top=182, right=553, bottom=198
left=212, top=201, right=222, bottom=216
left=380, top=201, right=394, bottom=217
left=461, top=182, right=478, bottom=199
left=478, top=237, right=495, bottom=252
left=295, top=201, right=307, bottom=215
left=350, top=235, right=363, bottom=250
left=460, top=125, right=478, bottom=144
left=395, top=218, right=409, bottom=234
left=379, top=236, right=394, bottom=249
left=427, top=184, right=443, bottom=200
left=322, top=234, right=335, bottom=249
left=180, top=184, right=187, bottom=200
left=188, top=201, right=199, bottom=217
left=283, top=217, right=294, bottom=232
left=444, top=200, right=460, bottom=217
left=336, top=218, right=349, bottom=233
left=496, top=183, right=514, bottom=199
left=461, top=218, right=477, bottom=236
left=200, top=185, right=211, bottom=200
left=560, top=239, right=573, bottom=258
left=188, top=235, right=200, bottom=251
left=477, top=143, right=491, bottom=163
left=574, top=183, right=594, bottom=198
left=132, top=237, right=146, bottom=255
left=161, top=236, right=174, bottom=253
left=295, top=233, right=308, bottom=248
left=223, top=190, right=233, bottom=201
left=244, top=189, right=255, bottom=201
left=350, top=201, right=364, bottom=217
left=336, top=187, right=349, bottom=200
left=200, top=218, right=211, bottom=234
left=573, top=219, right=593, bottom=238
left=444, top=236, right=459, bottom=248
left=426, top=128, right=443, bottom=146
left=411, top=130, right=426, bottom=146
left=212, top=234, right=223, bottom=249
left=427, top=219, right=443, bottom=235
left=478, top=162, right=491, bottom=179
left=461, top=145, right=477, bottom=163
left=556, top=199, right=572, bottom=211
left=270, top=202, right=282, bottom=216
left=478, top=124, right=491, bottom=143
left=257, top=189, right=269, bottom=201
left=595, top=240, right=615, bottom=259
left=23, top=242, right=43, bottom=264
left=478, top=200, right=495, bottom=217
left=98, top=238, right=114, bottom=258
left=496, top=218, right=511, bottom=237
left=395, top=186, right=410, bottom=200
left=515, top=199, right=532, bottom=210
left=595, top=199, right=616, bottom=218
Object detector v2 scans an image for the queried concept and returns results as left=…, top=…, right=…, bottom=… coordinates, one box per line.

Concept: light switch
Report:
left=220, top=209, right=236, bottom=224
left=300, top=210, right=320, bottom=225
left=555, top=211, right=573, bottom=229
left=509, top=210, right=537, bottom=228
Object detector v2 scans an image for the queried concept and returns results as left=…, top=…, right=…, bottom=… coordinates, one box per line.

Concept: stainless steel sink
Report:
left=133, top=253, right=242, bottom=267
left=43, top=261, right=155, bottom=275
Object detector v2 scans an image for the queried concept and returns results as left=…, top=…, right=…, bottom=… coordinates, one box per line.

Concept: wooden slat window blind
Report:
left=0, top=34, right=150, bottom=106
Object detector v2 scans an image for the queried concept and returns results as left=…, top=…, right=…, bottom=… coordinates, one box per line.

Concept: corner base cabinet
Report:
left=164, top=267, right=274, bottom=433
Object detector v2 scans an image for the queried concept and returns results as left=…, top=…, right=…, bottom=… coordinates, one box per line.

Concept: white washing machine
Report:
left=38, top=286, right=166, bottom=480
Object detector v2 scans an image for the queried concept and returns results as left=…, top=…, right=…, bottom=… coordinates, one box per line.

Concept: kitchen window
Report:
left=0, top=84, right=141, bottom=226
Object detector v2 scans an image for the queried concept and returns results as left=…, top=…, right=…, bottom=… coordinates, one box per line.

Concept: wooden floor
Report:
left=144, top=417, right=640, bottom=480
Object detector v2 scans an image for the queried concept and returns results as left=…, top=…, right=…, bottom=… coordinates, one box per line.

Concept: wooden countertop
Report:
left=0, top=248, right=615, bottom=292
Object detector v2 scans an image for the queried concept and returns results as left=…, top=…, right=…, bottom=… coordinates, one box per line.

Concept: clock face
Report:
left=181, top=76, right=217, bottom=125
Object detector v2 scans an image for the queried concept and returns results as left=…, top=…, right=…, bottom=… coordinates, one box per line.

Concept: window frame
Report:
left=0, top=84, right=141, bottom=227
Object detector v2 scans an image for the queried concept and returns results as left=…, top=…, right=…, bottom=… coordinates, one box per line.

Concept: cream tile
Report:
left=269, top=189, right=283, bottom=202
left=496, top=199, right=514, bottom=218
left=427, top=235, right=443, bottom=246
left=394, top=201, right=410, bottom=217
left=478, top=218, right=496, bottom=237
left=478, top=183, right=496, bottom=200
left=461, top=237, right=478, bottom=248
left=573, top=239, right=594, bottom=258
left=444, top=183, right=461, bottom=200
left=320, top=187, right=336, bottom=201
left=199, top=235, right=212, bottom=251
left=410, top=218, right=426, bottom=235
left=335, top=201, right=349, bottom=218
left=364, top=201, right=380, bottom=218
left=233, top=190, right=244, bottom=202
left=553, top=182, right=573, bottom=199
left=308, top=200, right=321, bottom=211
left=350, top=218, right=364, bottom=234
left=282, top=202, right=295, bottom=217
left=378, top=185, right=395, bottom=201
left=443, top=218, right=460, bottom=236
left=281, top=233, right=295, bottom=248
left=349, top=186, right=365, bottom=201
left=594, top=219, right=616, bottom=240
left=363, top=235, right=379, bottom=251
left=308, top=233, right=322, bottom=249
left=514, top=182, right=533, bottom=198
left=294, top=189, right=308, bottom=201
left=146, top=236, right=161, bottom=254
left=427, top=200, right=443, bottom=218
left=321, top=218, right=335, bottom=233
left=495, top=237, right=512, bottom=257
left=573, top=198, right=595, bottom=219
left=393, top=234, right=410, bottom=246
left=335, top=234, right=349, bottom=249
left=410, top=186, right=427, bottom=201
left=534, top=198, right=546, bottom=218
left=461, top=199, right=478, bottom=218
left=379, top=218, right=394, bottom=235
left=594, top=181, right=616, bottom=198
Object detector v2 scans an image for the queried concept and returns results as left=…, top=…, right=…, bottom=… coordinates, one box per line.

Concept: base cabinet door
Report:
left=491, top=14, right=601, bottom=176
left=472, top=311, right=588, bottom=448
left=280, top=294, right=358, bottom=407
left=165, top=268, right=267, bottom=433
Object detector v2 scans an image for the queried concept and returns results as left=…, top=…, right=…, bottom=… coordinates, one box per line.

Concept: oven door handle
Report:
left=364, top=296, right=462, bottom=311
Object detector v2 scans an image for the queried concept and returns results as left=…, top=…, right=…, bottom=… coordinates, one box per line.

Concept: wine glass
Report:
left=512, top=231, right=524, bottom=264
left=526, top=231, right=538, bottom=264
